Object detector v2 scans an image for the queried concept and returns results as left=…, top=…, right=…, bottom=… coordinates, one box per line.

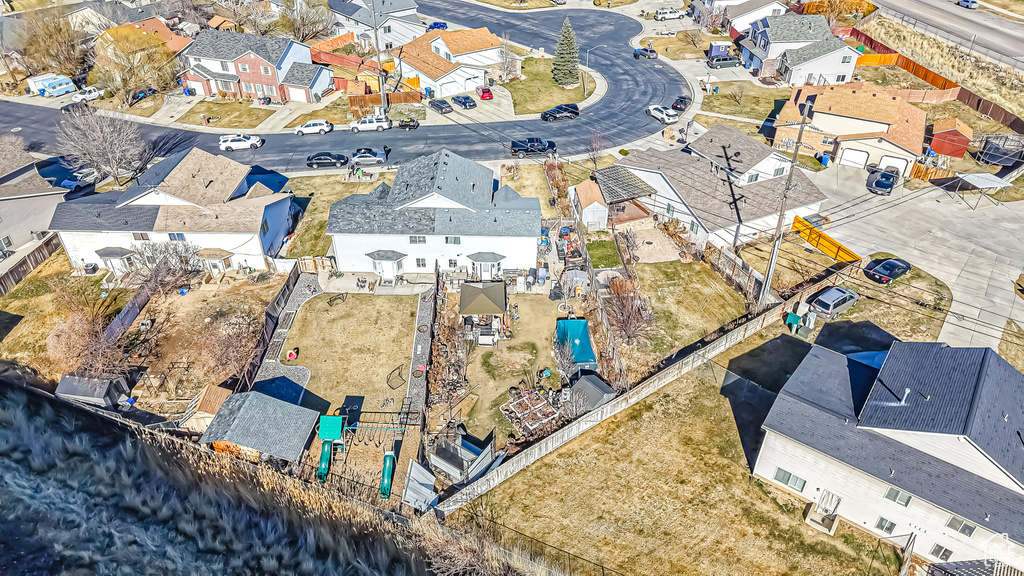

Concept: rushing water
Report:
left=0, top=363, right=426, bottom=576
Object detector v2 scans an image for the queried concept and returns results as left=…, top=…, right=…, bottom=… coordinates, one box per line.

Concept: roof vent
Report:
left=986, top=513, right=991, bottom=521
left=899, top=387, right=911, bottom=405
left=493, top=217, right=497, bottom=223
left=1004, top=412, right=1010, bottom=422
left=889, top=468, right=895, bottom=478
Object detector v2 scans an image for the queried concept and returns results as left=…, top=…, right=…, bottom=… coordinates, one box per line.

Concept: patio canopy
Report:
left=467, top=252, right=505, bottom=263
left=460, top=282, right=506, bottom=315
left=366, top=250, right=407, bottom=261
left=95, top=247, right=134, bottom=259
left=956, top=172, right=1015, bottom=190
left=196, top=248, right=233, bottom=259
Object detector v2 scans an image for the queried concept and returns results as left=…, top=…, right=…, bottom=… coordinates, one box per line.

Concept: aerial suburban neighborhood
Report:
left=0, top=0, right=1023, bottom=573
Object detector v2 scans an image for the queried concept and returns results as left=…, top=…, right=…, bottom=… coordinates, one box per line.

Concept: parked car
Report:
left=541, top=103, right=579, bottom=122
left=349, top=115, right=391, bottom=133
left=60, top=168, right=101, bottom=191
left=977, top=140, right=1023, bottom=166
left=957, top=0, right=978, bottom=8
left=653, top=8, right=683, bottom=20
left=398, top=118, right=420, bottom=131
left=351, top=147, right=386, bottom=166
left=428, top=98, right=453, bottom=114
left=451, top=95, right=476, bottom=109
left=865, top=258, right=911, bottom=284
left=510, top=137, right=556, bottom=159
left=427, top=21, right=447, bottom=30
left=294, top=119, right=334, bottom=135
left=633, top=48, right=658, bottom=60
left=60, top=101, right=90, bottom=115
left=71, top=86, right=101, bottom=103
left=476, top=86, right=494, bottom=100
left=646, top=105, right=679, bottom=124
left=218, top=134, right=263, bottom=151
left=707, top=55, right=741, bottom=68
left=671, top=96, right=690, bottom=112
left=306, top=152, right=348, bottom=169
left=868, top=166, right=900, bottom=194
left=808, top=287, right=859, bottom=319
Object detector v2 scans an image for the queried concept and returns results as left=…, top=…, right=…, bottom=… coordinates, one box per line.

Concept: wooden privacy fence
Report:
left=792, top=216, right=861, bottom=263
left=0, top=233, right=61, bottom=297
left=855, top=53, right=898, bottom=66
left=910, top=163, right=956, bottom=181
left=104, top=283, right=154, bottom=341
left=348, top=91, right=421, bottom=108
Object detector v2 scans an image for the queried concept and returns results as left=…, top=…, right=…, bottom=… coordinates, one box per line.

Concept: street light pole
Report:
left=583, top=44, right=605, bottom=98
left=368, top=0, right=389, bottom=114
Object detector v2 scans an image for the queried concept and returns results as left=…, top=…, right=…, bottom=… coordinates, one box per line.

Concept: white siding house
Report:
left=777, top=37, right=859, bottom=85
left=326, top=149, right=540, bottom=281
left=327, top=0, right=424, bottom=51
left=723, top=0, right=787, bottom=35
left=394, top=28, right=505, bottom=97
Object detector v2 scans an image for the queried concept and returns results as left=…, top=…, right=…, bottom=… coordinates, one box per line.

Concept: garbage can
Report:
left=424, top=87, right=434, bottom=99
left=821, top=153, right=830, bottom=167
left=488, top=77, right=495, bottom=87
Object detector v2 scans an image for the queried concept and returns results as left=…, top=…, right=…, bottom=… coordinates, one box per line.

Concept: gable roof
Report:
left=71, top=1, right=159, bottom=27
left=574, top=179, right=606, bottom=209
left=426, top=28, right=501, bottom=55
left=328, top=0, right=418, bottom=25
left=395, top=28, right=500, bottom=80
left=128, top=147, right=251, bottom=207
left=388, top=149, right=495, bottom=208
left=49, top=189, right=160, bottom=232
left=933, top=117, right=973, bottom=139
left=108, top=17, right=192, bottom=54
left=778, top=37, right=854, bottom=68
left=184, top=29, right=295, bottom=65
left=688, top=123, right=779, bottom=173
left=757, top=14, right=831, bottom=43
left=200, top=391, right=319, bottom=462
left=281, top=62, right=325, bottom=87
left=725, top=0, right=785, bottom=19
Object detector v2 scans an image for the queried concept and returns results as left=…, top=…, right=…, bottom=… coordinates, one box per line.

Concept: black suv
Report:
left=671, top=96, right=690, bottom=112
left=510, top=138, right=556, bottom=158
left=541, top=104, right=580, bottom=122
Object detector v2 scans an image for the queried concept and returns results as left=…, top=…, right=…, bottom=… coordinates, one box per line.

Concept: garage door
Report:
left=186, top=80, right=206, bottom=96
left=878, top=155, right=909, bottom=176
left=438, top=81, right=458, bottom=97
left=287, top=86, right=308, bottom=103
left=839, top=148, right=869, bottom=168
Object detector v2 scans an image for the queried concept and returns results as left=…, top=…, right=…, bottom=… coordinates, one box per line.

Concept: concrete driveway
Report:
left=806, top=164, right=1024, bottom=350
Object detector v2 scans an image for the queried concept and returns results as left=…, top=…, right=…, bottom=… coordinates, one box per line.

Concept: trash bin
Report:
left=424, top=87, right=434, bottom=99
left=821, top=153, right=830, bottom=167
left=488, top=77, right=495, bottom=87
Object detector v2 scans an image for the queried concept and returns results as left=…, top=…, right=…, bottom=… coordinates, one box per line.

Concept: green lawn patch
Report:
left=587, top=239, right=621, bottom=269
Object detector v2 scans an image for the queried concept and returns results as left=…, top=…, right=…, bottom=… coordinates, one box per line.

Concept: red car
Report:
left=476, top=86, right=493, bottom=100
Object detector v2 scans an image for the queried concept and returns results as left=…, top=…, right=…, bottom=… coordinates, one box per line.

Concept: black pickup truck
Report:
left=510, top=138, right=557, bottom=159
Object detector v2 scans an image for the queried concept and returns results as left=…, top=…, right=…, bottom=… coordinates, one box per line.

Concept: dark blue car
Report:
left=451, top=95, right=476, bottom=109
left=428, top=21, right=447, bottom=30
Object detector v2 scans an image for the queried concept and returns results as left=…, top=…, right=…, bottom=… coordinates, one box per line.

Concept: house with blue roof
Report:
left=754, top=341, right=1024, bottom=571
left=326, top=149, right=541, bottom=283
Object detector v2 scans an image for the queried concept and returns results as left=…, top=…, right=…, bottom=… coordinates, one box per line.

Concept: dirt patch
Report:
left=500, top=164, right=558, bottom=219
left=854, top=65, right=934, bottom=90
left=700, top=82, right=792, bottom=121
left=739, top=236, right=838, bottom=291
left=631, top=228, right=679, bottom=263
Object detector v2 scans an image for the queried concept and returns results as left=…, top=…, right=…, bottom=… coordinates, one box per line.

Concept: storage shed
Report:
left=930, top=118, right=973, bottom=158
left=571, top=180, right=609, bottom=231
left=200, top=392, right=319, bottom=462
left=55, top=372, right=130, bottom=409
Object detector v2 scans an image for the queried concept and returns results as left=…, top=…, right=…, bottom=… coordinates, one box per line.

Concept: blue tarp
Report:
left=555, top=319, right=598, bottom=371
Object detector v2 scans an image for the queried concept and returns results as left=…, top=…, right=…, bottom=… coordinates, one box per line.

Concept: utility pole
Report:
left=368, top=0, right=389, bottom=114
left=758, top=100, right=812, bottom=307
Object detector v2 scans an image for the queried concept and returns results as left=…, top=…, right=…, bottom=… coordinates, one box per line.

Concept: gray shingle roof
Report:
left=191, top=63, right=240, bottom=82
left=388, top=149, right=496, bottom=209
left=859, top=342, right=1024, bottom=485
left=593, top=164, right=658, bottom=204
left=688, top=123, right=777, bottom=173
left=184, top=29, right=293, bottom=66
left=328, top=0, right=418, bottom=26
left=569, top=372, right=616, bottom=412
left=725, top=0, right=783, bottom=19
left=466, top=252, right=504, bottom=263
left=764, top=345, right=1024, bottom=543
left=0, top=16, right=27, bottom=54
left=50, top=191, right=160, bottom=232
left=779, top=37, right=851, bottom=68
left=758, top=14, right=832, bottom=43
left=366, top=249, right=406, bottom=261
left=281, top=62, right=324, bottom=87
left=200, top=391, right=319, bottom=462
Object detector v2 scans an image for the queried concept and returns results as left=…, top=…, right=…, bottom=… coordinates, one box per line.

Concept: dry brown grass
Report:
left=694, top=114, right=768, bottom=143
left=701, top=82, right=792, bottom=121
left=979, top=0, right=1024, bottom=18
left=913, top=99, right=1013, bottom=134
left=177, top=100, right=275, bottom=129
left=90, top=94, right=166, bottom=118
left=565, top=155, right=617, bottom=187
left=286, top=172, right=396, bottom=257
left=500, top=163, right=559, bottom=218
left=854, top=65, right=934, bottom=90
left=998, top=318, right=1024, bottom=372
left=739, top=236, right=838, bottom=291
left=859, top=17, right=1024, bottom=118
left=286, top=106, right=354, bottom=129
left=639, top=32, right=732, bottom=60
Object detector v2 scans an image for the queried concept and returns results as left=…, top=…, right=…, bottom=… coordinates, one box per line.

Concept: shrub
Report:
left=619, top=149, right=629, bottom=156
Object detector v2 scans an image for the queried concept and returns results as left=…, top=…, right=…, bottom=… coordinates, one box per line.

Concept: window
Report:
left=242, top=82, right=254, bottom=92
left=773, top=468, right=806, bottom=492
left=168, top=233, right=186, bottom=242
left=445, top=236, right=461, bottom=245
left=383, top=25, right=391, bottom=33
left=416, top=258, right=426, bottom=268
left=884, top=487, right=912, bottom=507
left=265, top=85, right=276, bottom=96
left=822, top=136, right=835, bottom=145
left=433, top=46, right=440, bottom=55
left=218, top=80, right=234, bottom=92
left=409, top=235, right=426, bottom=244
left=689, top=220, right=698, bottom=233
left=771, top=8, right=781, bottom=14
left=875, top=517, right=896, bottom=535
left=443, top=52, right=451, bottom=60
left=841, top=55, right=852, bottom=64
left=448, top=259, right=458, bottom=268
left=836, top=74, right=847, bottom=82
left=0, top=235, right=10, bottom=248
left=930, top=545, right=953, bottom=562
left=220, top=60, right=229, bottom=72
left=945, top=516, right=976, bottom=537
left=747, top=173, right=759, bottom=184
left=260, top=219, right=269, bottom=235
left=666, top=203, right=675, bottom=218
left=773, top=166, right=786, bottom=177
left=385, top=42, right=393, bottom=50
left=132, top=233, right=150, bottom=241
left=260, top=66, right=271, bottom=75
left=238, top=63, right=249, bottom=72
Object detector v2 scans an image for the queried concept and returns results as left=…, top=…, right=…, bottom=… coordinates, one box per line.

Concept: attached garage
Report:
left=187, top=80, right=207, bottom=96
left=839, top=148, right=869, bottom=169
left=878, top=155, right=909, bottom=176
left=438, top=80, right=459, bottom=97
left=287, top=86, right=308, bottom=103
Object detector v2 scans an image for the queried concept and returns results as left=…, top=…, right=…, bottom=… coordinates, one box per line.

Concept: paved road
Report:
left=871, top=0, right=1024, bottom=62
left=0, top=1, right=689, bottom=173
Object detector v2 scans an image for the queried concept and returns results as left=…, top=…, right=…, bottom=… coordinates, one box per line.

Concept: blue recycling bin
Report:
left=424, top=87, right=434, bottom=99
left=821, top=153, right=830, bottom=167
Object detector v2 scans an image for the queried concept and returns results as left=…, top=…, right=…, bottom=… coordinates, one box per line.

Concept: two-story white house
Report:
left=594, top=124, right=825, bottom=249
left=49, top=148, right=294, bottom=276
left=393, top=27, right=508, bottom=97
left=776, top=36, right=859, bottom=86
left=754, top=342, right=1024, bottom=572
left=327, top=0, right=425, bottom=53
left=739, top=14, right=834, bottom=78
left=179, top=30, right=333, bottom=103
left=690, top=0, right=750, bottom=30
left=326, top=149, right=540, bottom=282
left=722, top=0, right=787, bottom=38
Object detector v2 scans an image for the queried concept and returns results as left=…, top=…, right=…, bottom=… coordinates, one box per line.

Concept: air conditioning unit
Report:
left=31, top=231, right=46, bottom=241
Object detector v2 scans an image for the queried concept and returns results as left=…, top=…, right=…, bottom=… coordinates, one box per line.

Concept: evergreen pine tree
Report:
left=552, top=17, right=579, bottom=86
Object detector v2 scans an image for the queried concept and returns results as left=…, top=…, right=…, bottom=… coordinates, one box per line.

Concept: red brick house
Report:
left=179, top=30, right=333, bottom=103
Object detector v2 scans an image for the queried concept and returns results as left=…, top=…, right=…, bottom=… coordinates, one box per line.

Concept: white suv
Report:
left=294, top=119, right=334, bottom=136
left=218, top=134, right=263, bottom=151
left=646, top=105, right=679, bottom=124
left=349, top=115, right=392, bottom=133
left=72, top=87, right=101, bottom=103
left=654, top=8, right=684, bottom=20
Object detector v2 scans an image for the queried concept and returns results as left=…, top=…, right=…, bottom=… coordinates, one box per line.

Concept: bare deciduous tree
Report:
left=509, top=156, right=521, bottom=180
left=605, top=278, right=654, bottom=345
left=683, top=28, right=701, bottom=49
left=243, top=1, right=278, bottom=36
left=128, top=241, right=202, bottom=293
left=585, top=130, right=605, bottom=169
left=730, top=82, right=747, bottom=105
left=194, top=301, right=264, bottom=381
left=498, top=32, right=518, bottom=82
left=56, top=111, right=145, bottom=186
left=170, top=0, right=213, bottom=27
left=279, top=0, right=333, bottom=43
left=46, top=276, right=129, bottom=377
left=805, top=0, right=851, bottom=28
left=553, top=338, right=577, bottom=386
left=92, top=27, right=180, bottom=108
left=18, top=6, right=88, bottom=77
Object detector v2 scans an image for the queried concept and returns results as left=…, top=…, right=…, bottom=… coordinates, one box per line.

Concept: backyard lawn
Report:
left=565, top=155, right=617, bottom=187
left=286, top=100, right=353, bottom=129
left=89, top=94, right=165, bottom=118
left=795, top=154, right=825, bottom=172
left=500, top=164, right=558, bottom=218
left=700, top=81, right=792, bottom=121
left=586, top=234, right=621, bottom=269
left=280, top=293, right=418, bottom=414
left=739, top=236, right=837, bottom=292
left=286, top=172, right=396, bottom=257
left=694, top=114, right=768, bottom=143
left=178, top=101, right=275, bottom=129
left=854, top=65, right=934, bottom=90
left=638, top=31, right=732, bottom=60
left=504, top=58, right=595, bottom=115
left=482, top=362, right=902, bottom=575
left=463, top=294, right=563, bottom=447
left=911, top=99, right=1014, bottom=134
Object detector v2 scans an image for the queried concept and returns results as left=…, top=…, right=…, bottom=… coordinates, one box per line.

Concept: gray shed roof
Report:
left=779, top=37, right=852, bottom=68
left=281, top=62, right=325, bottom=87
left=184, top=29, right=294, bottom=66
left=570, top=372, right=617, bottom=412
left=200, top=391, right=318, bottom=462
left=764, top=345, right=1024, bottom=543
left=757, top=14, right=832, bottom=43
left=688, top=123, right=778, bottom=174
left=593, top=164, right=658, bottom=204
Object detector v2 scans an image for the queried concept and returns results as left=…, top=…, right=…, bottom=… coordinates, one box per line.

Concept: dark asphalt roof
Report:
left=388, top=149, right=495, bottom=209
left=859, top=342, right=1024, bottom=486
left=569, top=372, right=616, bottom=412
left=200, top=392, right=319, bottom=462
left=594, top=164, right=658, bottom=204
left=184, top=29, right=293, bottom=66
left=191, top=63, right=240, bottom=83
left=281, top=62, right=325, bottom=87
left=764, top=344, right=1024, bottom=543
left=688, top=123, right=777, bottom=174
left=779, top=37, right=852, bottom=68
left=50, top=190, right=160, bottom=232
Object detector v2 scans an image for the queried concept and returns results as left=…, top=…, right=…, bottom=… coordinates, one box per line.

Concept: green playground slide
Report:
left=379, top=451, right=395, bottom=499
left=317, top=440, right=332, bottom=483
